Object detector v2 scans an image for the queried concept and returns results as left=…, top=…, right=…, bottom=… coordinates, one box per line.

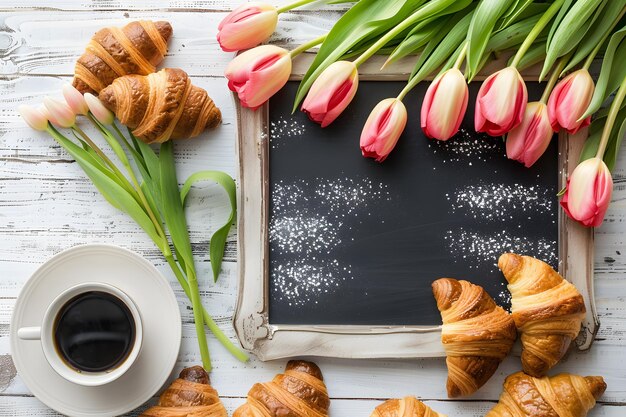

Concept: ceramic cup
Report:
left=16, top=282, right=143, bottom=387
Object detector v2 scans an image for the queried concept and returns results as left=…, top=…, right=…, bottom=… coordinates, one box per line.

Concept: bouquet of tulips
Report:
left=18, top=85, right=249, bottom=370
left=219, top=0, right=626, bottom=228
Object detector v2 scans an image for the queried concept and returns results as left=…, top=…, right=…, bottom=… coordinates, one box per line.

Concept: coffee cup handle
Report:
left=17, top=327, right=41, bottom=340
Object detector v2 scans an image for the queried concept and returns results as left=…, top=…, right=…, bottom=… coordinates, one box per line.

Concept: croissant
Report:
left=486, top=371, right=606, bottom=417
left=99, top=68, right=222, bottom=143
left=73, top=20, right=172, bottom=94
left=498, top=253, right=586, bottom=377
left=370, top=397, right=447, bottom=417
left=234, top=360, right=330, bottom=417
left=432, top=278, right=516, bottom=398
left=140, top=366, right=227, bottom=417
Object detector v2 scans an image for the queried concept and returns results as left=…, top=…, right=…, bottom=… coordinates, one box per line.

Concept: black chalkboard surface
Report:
left=268, top=81, right=558, bottom=326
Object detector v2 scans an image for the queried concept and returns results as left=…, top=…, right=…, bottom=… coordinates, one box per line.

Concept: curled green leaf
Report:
left=181, top=171, right=237, bottom=283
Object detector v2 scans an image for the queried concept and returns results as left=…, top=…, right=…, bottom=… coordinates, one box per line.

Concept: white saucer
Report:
left=10, top=244, right=182, bottom=417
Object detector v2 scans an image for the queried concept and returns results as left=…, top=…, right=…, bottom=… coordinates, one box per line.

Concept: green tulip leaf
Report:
left=582, top=26, right=626, bottom=119
left=410, top=8, right=474, bottom=80
left=47, top=125, right=162, bottom=247
left=385, top=16, right=443, bottom=65
left=466, top=0, right=516, bottom=80
left=547, top=0, right=573, bottom=48
left=181, top=171, right=237, bottom=283
left=159, top=141, right=194, bottom=273
left=563, top=1, right=626, bottom=73
left=498, top=0, right=538, bottom=30
left=541, top=0, right=607, bottom=79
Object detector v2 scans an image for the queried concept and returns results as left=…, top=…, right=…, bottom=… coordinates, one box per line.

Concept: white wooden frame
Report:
left=233, top=55, right=597, bottom=361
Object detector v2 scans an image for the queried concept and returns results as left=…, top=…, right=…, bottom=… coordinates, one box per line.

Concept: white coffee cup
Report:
left=17, top=282, right=143, bottom=387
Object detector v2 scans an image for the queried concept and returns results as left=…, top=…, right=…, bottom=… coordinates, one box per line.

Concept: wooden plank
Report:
left=0, top=387, right=624, bottom=416
left=1, top=0, right=352, bottom=12
left=0, top=10, right=336, bottom=77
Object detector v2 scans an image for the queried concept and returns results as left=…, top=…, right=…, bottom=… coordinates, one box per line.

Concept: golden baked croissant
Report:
left=233, top=360, right=330, bottom=417
left=140, top=366, right=227, bottom=417
left=486, top=371, right=606, bottom=417
left=99, top=68, right=222, bottom=143
left=432, top=278, right=516, bottom=397
left=73, top=20, right=172, bottom=94
left=371, top=397, right=447, bottom=417
left=498, top=253, right=586, bottom=377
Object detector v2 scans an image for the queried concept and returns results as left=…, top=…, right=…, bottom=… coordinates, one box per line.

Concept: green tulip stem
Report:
left=71, top=124, right=140, bottom=200
left=276, top=0, right=319, bottom=14
left=353, top=3, right=444, bottom=68
left=510, top=0, right=565, bottom=69
left=540, top=56, right=568, bottom=104
left=453, top=42, right=468, bottom=71
left=163, top=254, right=250, bottom=365
left=596, top=76, right=626, bottom=159
left=87, top=115, right=167, bottom=244
left=290, top=34, right=327, bottom=58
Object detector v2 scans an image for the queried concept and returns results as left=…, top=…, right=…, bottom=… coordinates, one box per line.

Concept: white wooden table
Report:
left=0, top=2, right=624, bottom=416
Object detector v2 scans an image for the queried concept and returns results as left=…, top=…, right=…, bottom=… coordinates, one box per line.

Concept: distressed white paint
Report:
left=0, top=2, right=624, bottom=416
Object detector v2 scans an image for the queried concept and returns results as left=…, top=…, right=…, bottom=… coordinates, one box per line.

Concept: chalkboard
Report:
left=268, top=81, right=559, bottom=326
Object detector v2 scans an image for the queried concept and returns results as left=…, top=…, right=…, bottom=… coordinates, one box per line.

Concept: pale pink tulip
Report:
left=225, top=45, right=292, bottom=110
left=302, top=61, right=359, bottom=127
left=217, top=2, right=278, bottom=52
left=18, top=104, right=49, bottom=131
left=506, top=102, right=555, bottom=168
left=475, top=66, right=527, bottom=136
left=421, top=68, right=468, bottom=141
left=62, top=83, right=88, bottom=116
left=560, top=157, right=613, bottom=227
left=547, top=69, right=594, bottom=134
left=43, top=96, right=76, bottom=128
left=84, top=93, right=115, bottom=125
left=360, top=98, right=407, bottom=162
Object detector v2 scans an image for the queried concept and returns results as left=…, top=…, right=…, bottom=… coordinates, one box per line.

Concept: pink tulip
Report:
left=18, top=104, right=49, bottom=131
left=560, top=157, right=613, bottom=227
left=421, top=68, right=468, bottom=141
left=547, top=69, right=594, bottom=134
left=217, top=2, right=278, bottom=52
left=302, top=61, right=359, bottom=127
left=475, top=66, right=527, bottom=136
left=360, top=98, right=407, bottom=162
left=84, top=93, right=115, bottom=125
left=62, top=83, right=88, bottom=116
left=43, top=96, right=76, bottom=128
left=225, top=45, right=291, bottom=110
left=506, top=102, right=555, bottom=168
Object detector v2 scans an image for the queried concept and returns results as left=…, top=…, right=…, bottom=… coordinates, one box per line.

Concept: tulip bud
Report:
left=506, top=102, right=555, bottom=168
left=560, top=157, right=613, bottom=227
left=302, top=61, right=359, bottom=128
left=475, top=66, right=527, bottom=136
left=217, top=2, right=278, bottom=52
left=62, top=83, right=89, bottom=116
left=84, top=93, right=115, bottom=125
left=43, top=96, right=76, bottom=128
left=360, top=98, right=407, bottom=162
left=18, top=104, right=49, bottom=131
left=225, top=45, right=292, bottom=110
left=421, top=68, right=468, bottom=141
left=547, top=69, right=594, bottom=134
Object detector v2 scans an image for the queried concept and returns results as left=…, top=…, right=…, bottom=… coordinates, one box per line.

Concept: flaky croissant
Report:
left=234, top=360, right=330, bottom=417
left=486, top=371, right=606, bottom=417
left=73, top=20, right=172, bottom=94
left=140, top=366, right=227, bottom=417
left=371, top=397, right=447, bottom=417
left=499, top=253, right=586, bottom=377
left=99, top=68, right=222, bottom=143
left=432, top=278, right=516, bottom=397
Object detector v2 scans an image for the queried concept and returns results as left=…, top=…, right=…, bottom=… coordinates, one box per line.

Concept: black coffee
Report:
left=53, top=291, right=135, bottom=373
